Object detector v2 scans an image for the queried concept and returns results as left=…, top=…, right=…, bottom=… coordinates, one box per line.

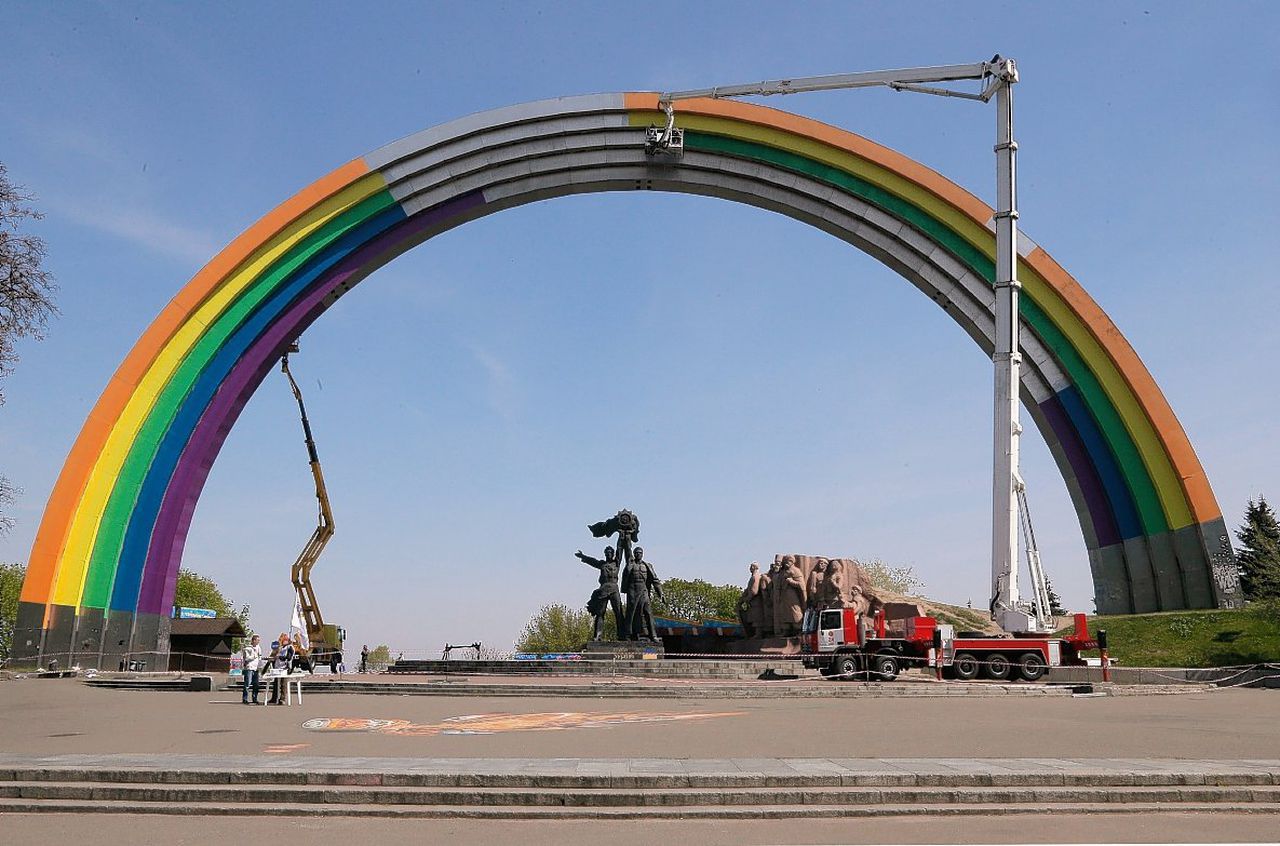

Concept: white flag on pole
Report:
left=290, top=595, right=310, bottom=651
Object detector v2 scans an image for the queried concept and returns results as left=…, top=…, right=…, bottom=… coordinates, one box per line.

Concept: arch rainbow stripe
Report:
left=17, top=93, right=1237, bottom=661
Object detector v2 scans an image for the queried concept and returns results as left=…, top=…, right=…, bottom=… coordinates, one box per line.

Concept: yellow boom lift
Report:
left=280, top=343, right=344, bottom=669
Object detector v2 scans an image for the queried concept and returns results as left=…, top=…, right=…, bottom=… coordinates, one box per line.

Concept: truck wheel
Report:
left=952, top=652, right=980, bottom=681
left=871, top=654, right=899, bottom=681
left=983, top=653, right=1012, bottom=680
left=836, top=656, right=859, bottom=680
left=1017, top=652, right=1047, bottom=681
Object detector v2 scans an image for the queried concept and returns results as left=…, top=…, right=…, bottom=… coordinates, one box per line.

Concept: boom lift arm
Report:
left=280, top=343, right=335, bottom=655
left=649, top=57, right=1053, bottom=633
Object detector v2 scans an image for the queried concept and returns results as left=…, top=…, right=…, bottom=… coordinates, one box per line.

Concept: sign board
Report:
left=175, top=606, right=217, bottom=619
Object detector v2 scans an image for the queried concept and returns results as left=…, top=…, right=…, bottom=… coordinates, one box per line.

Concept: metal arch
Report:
left=142, top=118, right=1109, bottom=616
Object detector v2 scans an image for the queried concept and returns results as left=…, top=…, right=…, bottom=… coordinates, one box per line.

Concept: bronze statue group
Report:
left=576, top=509, right=664, bottom=641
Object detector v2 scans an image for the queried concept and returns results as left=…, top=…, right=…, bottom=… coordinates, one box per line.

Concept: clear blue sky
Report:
left=1, top=2, right=1276, bottom=655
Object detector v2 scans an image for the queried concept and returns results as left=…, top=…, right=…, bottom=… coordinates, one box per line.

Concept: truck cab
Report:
left=801, top=606, right=907, bottom=680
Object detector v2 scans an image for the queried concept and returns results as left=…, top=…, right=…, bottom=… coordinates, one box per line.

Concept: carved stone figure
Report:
left=622, top=546, right=664, bottom=641
left=738, top=562, right=765, bottom=638
left=763, top=559, right=782, bottom=637
left=576, top=546, right=624, bottom=641
left=823, top=558, right=846, bottom=606
left=777, top=558, right=807, bottom=635
left=847, top=583, right=871, bottom=617
left=806, top=559, right=827, bottom=608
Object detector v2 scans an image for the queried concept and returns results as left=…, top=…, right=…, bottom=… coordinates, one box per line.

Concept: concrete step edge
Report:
left=3, top=797, right=1280, bottom=819
left=5, top=769, right=1276, bottom=788
left=4, top=782, right=1280, bottom=806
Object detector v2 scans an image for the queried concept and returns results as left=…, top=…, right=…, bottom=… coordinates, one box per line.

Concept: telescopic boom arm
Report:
left=281, top=344, right=335, bottom=651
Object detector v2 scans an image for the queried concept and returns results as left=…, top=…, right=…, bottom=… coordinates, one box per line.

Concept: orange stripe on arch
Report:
left=20, top=158, right=370, bottom=607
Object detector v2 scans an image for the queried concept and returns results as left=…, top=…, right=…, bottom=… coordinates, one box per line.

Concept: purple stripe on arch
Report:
left=1039, top=392, right=1120, bottom=548
left=135, top=190, right=488, bottom=615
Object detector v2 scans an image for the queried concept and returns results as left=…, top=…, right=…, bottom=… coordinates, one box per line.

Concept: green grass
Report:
left=928, top=604, right=997, bottom=633
left=1054, top=602, right=1280, bottom=667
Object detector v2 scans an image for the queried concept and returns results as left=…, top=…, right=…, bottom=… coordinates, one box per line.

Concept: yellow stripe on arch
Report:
left=48, top=173, right=389, bottom=608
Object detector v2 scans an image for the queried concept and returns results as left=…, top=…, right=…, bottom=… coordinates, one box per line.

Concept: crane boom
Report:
left=280, top=346, right=337, bottom=658
left=658, top=61, right=997, bottom=106
left=648, top=57, right=1052, bottom=633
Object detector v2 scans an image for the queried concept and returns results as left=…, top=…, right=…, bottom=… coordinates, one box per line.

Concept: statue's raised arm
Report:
left=575, top=549, right=605, bottom=569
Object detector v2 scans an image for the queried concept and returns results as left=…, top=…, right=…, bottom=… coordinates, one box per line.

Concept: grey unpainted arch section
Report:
left=350, top=100, right=1135, bottom=608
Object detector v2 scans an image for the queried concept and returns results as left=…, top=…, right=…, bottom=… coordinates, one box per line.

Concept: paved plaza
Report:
left=2, top=677, right=1278, bottom=842
left=2, top=676, right=1276, bottom=759
left=7, top=811, right=1280, bottom=845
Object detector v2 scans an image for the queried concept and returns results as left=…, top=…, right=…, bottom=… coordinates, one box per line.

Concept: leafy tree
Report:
left=1045, top=578, right=1068, bottom=616
left=1237, top=496, right=1280, bottom=600
left=366, top=644, right=391, bottom=669
left=652, top=578, right=740, bottom=621
left=0, top=561, right=24, bottom=663
left=172, top=568, right=252, bottom=639
left=859, top=558, right=925, bottom=595
left=515, top=603, right=596, bottom=653
left=1, top=163, right=58, bottom=535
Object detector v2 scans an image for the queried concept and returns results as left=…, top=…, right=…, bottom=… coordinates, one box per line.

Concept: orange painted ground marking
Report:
left=263, top=743, right=310, bottom=754
left=302, top=711, right=745, bottom=737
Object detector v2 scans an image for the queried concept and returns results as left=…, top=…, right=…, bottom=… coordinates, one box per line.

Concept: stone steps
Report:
left=3, top=795, right=1278, bottom=820
left=4, top=757, right=1279, bottom=819
left=85, top=676, right=212, bottom=692
left=390, top=659, right=803, bottom=680
left=5, top=781, right=1280, bottom=807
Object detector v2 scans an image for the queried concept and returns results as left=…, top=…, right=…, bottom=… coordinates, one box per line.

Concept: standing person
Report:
left=268, top=634, right=295, bottom=705
left=240, top=634, right=263, bottom=705
left=360, top=644, right=369, bottom=674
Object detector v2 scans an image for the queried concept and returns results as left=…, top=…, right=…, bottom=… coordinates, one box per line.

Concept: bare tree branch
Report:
left=0, top=161, right=59, bottom=406
left=1, top=162, right=58, bottom=535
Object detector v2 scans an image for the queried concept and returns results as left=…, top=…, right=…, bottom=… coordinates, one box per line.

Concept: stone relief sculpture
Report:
left=735, top=554, right=886, bottom=638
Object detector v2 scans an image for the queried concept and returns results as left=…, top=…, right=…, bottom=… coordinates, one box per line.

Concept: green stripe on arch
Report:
left=78, top=189, right=401, bottom=609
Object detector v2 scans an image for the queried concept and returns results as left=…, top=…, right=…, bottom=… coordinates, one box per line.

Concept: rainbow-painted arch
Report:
left=15, top=93, right=1241, bottom=665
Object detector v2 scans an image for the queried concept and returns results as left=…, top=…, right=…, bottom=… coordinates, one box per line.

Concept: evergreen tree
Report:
left=1236, top=496, right=1280, bottom=600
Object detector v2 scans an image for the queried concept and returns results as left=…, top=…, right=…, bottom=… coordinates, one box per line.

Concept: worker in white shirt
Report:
left=240, top=634, right=263, bottom=705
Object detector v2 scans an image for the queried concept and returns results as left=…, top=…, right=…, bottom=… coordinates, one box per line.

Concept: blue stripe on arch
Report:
left=1056, top=386, right=1143, bottom=541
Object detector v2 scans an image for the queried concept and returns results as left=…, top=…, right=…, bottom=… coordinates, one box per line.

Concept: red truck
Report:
left=800, top=607, right=1100, bottom=682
